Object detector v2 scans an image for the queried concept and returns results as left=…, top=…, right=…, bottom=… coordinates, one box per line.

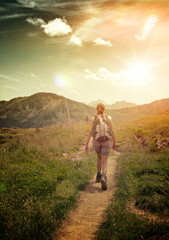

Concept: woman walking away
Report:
left=85, top=103, right=117, bottom=190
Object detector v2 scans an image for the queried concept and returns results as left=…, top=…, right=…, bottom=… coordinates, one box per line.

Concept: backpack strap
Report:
left=91, top=115, right=97, bottom=136
left=105, top=114, right=113, bottom=136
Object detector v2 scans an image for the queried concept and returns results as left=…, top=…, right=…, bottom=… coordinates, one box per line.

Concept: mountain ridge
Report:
left=88, top=99, right=136, bottom=109
left=0, top=92, right=169, bottom=128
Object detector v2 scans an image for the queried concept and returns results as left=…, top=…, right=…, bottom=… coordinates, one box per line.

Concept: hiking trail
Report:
left=53, top=141, right=120, bottom=240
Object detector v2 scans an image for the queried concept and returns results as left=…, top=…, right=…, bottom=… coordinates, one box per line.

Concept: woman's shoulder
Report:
left=106, top=114, right=112, bottom=121
left=91, top=115, right=97, bottom=121
left=91, top=114, right=111, bottom=121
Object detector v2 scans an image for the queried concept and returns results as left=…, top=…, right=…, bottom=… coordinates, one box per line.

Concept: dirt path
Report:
left=53, top=144, right=120, bottom=240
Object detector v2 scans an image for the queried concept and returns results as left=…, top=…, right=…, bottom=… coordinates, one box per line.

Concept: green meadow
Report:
left=0, top=112, right=169, bottom=240
left=95, top=112, right=169, bottom=240
left=0, top=123, right=96, bottom=240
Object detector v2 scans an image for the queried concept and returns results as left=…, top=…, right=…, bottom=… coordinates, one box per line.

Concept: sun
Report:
left=128, top=62, right=150, bottom=86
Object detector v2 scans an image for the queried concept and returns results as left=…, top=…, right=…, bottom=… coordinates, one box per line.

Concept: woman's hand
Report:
left=112, top=143, right=117, bottom=151
left=85, top=144, right=89, bottom=152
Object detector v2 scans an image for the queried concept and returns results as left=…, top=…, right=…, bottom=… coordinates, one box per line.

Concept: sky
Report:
left=0, top=0, right=169, bottom=105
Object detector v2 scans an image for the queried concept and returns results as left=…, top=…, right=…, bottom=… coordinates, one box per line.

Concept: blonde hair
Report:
left=96, top=103, right=105, bottom=114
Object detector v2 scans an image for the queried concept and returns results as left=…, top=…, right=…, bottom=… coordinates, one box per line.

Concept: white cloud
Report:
left=70, top=89, right=81, bottom=97
left=27, top=32, right=40, bottom=38
left=0, top=74, right=21, bottom=82
left=41, top=18, right=72, bottom=37
left=84, top=69, right=98, bottom=81
left=93, top=37, right=112, bottom=47
left=30, top=72, right=36, bottom=78
left=0, top=13, right=29, bottom=21
left=135, top=14, right=159, bottom=41
left=0, top=84, right=21, bottom=91
left=84, top=68, right=129, bottom=86
left=69, top=35, right=83, bottom=46
left=26, top=17, right=45, bottom=26
left=72, top=8, right=147, bottom=44
left=17, top=0, right=36, bottom=8
left=26, top=17, right=72, bottom=37
left=84, top=66, right=154, bottom=87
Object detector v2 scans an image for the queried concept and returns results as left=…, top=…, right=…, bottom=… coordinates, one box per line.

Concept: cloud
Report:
left=27, top=32, right=40, bottom=38
left=83, top=68, right=129, bottom=86
left=84, top=66, right=154, bottom=87
left=26, top=17, right=45, bottom=26
left=0, top=74, right=21, bottom=82
left=72, top=7, right=157, bottom=44
left=26, top=17, right=72, bottom=37
left=17, top=0, right=36, bottom=8
left=135, top=14, right=159, bottom=41
left=30, top=72, right=36, bottom=78
left=93, top=37, right=112, bottom=47
left=0, top=84, right=21, bottom=91
left=41, top=18, right=72, bottom=37
left=69, top=35, right=83, bottom=46
left=0, top=13, right=30, bottom=21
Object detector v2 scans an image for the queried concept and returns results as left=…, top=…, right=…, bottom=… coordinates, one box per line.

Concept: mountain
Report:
left=88, top=100, right=136, bottom=109
left=0, top=93, right=169, bottom=128
left=105, top=101, right=136, bottom=110
left=106, top=98, right=169, bottom=122
left=0, top=93, right=95, bottom=128
left=88, top=99, right=106, bottom=108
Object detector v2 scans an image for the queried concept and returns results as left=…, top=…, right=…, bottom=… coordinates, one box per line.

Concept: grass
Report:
left=95, top=112, right=169, bottom=240
left=1, top=112, right=169, bottom=240
left=95, top=154, right=169, bottom=240
left=0, top=122, right=96, bottom=240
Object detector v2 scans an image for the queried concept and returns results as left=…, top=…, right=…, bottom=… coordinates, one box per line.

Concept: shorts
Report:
left=93, top=139, right=111, bottom=156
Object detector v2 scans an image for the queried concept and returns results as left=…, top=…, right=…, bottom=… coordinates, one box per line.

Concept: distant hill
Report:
left=0, top=93, right=95, bottom=128
left=0, top=93, right=169, bottom=128
left=88, top=99, right=106, bottom=108
left=106, top=101, right=136, bottom=110
left=107, top=98, right=169, bottom=122
left=88, top=99, right=136, bottom=109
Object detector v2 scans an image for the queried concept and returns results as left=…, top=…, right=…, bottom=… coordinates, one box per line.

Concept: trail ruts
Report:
left=53, top=145, right=120, bottom=240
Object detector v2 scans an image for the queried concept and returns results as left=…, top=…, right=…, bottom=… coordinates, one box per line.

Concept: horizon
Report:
left=1, top=91, right=169, bottom=107
left=0, top=1, right=169, bottom=105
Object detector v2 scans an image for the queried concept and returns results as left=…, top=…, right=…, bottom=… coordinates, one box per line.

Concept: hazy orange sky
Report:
left=0, top=0, right=169, bottom=104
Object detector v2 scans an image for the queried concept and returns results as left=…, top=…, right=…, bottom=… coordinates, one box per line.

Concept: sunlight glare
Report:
left=128, top=63, right=149, bottom=86
left=54, top=75, right=67, bottom=88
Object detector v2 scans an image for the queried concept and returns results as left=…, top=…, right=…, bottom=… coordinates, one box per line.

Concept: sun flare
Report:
left=128, top=62, right=150, bottom=86
left=54, top=75, right=67, bottom=88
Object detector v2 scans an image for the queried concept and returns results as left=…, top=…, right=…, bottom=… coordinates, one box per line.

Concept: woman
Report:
left=85, top=103, right=117, bottom=190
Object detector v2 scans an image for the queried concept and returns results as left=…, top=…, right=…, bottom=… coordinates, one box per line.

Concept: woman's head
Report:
left=96, top=103, right=105, bottom=114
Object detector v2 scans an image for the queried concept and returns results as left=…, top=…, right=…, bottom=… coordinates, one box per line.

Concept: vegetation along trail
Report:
left=53, top=143, right=120, bottom=240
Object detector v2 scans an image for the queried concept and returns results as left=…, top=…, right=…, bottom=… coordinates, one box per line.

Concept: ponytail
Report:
left=97, top=107, right=104, bottom=114
left=96, top=103, right=105, bottom=114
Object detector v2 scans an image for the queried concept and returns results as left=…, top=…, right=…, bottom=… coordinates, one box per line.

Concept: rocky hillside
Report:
left=0, top=93, right=169, bottom=128
left=107, top=98, right=169, bottom=122
left=88, top=99, right=136, bottom=109
left=106, top=100, right=136, bottom=110
left=0, top=93, right=95, bottom=128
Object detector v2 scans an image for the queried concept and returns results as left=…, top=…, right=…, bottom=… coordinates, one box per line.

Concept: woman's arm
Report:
left=85, top=119, right=94, bottom=152
left=110, top=120, right=117, bottom=151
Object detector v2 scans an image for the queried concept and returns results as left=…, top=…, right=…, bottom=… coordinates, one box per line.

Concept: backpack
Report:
left=92, top=114, right=113, bottom=142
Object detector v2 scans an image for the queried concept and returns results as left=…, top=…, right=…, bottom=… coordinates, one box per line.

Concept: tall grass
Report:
left=96, top=113, right=169, bottom=240
left=0, top=123, right=96, bottom=240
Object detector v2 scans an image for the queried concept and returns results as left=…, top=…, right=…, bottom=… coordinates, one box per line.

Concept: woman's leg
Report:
left=97, top=153, right=102, bottom=173
left=96, top=153, right=102, bottom=182
left=101, top=140, right=110, bottom=175
left=101, top=155, right=108, bottom=175
left=100, top=155, right=108, bottom=190
left=100, top=140, right=110, bottom=190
